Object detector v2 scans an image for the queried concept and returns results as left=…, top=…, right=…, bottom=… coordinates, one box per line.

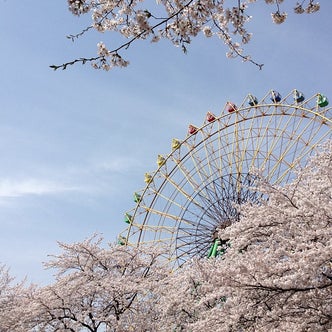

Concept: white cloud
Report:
left=0, top=178, right=77, bottom=198
left=0, top=155, right=144, bottom=204
left=90, top=156, right=144, bottom=173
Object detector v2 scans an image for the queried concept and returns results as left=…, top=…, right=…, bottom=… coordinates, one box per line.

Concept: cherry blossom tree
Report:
left=51, top=0, right=321, bottom=71
left=156, top=143, right=332, bottom=331
left=3, top=144, right=331, bottom=331
left=0, top=265, right=36, bottom=332
left=26, top=236, right=168, bottom=331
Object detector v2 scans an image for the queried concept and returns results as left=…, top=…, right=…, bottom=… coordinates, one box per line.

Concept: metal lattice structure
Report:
left=119, top=89, right=332, bottom=269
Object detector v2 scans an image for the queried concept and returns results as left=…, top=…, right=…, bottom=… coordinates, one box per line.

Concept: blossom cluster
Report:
left=59, top=0, right=321, bottom=70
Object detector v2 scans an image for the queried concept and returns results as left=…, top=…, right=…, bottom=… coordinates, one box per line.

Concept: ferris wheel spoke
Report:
left=177, top=244, right=209, bottom=260
left=176, top=232, right=212, bottom=246
left=247, top=115, right=296, bottom=181
left=138, top=237, right=175, bottom=245
left=177, top=242, right=214, bottom=258
left=142, top=187, right=187, bottom=212
left=137, top=223, right=178, bottom=233
left=247, top=114, right=280, bottom=173
left=276, top=125, right=331, bottom=182
left=258, top=131, right=295, bottom=181
left=268, top=116, right=326, bottom=181
left=176, top=243, right=207, bottom=259
left=233, top=111, right=250, bottom=175
left=180, top=213, right=219, bottom=229
left=151, top=174, right=201, bottom=208
left=200, top=130, right=217, bottom=178
left=168, top=162, right=201, bottom=192
left=185, top=146, right=213, bottom=186
left=236, top=127, right=257, bottom=174
left=201, top=133, right=224, bottom=179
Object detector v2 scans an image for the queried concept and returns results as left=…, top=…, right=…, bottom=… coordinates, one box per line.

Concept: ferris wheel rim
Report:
left=119, top=89, right=332, bottom=266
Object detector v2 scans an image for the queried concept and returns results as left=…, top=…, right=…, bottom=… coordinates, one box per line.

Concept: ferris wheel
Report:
left=118, top=89, right=332, bottom=269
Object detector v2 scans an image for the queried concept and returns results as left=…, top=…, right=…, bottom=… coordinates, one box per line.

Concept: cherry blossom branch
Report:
left=212, top=18, right=264, bottom=70
left=66, top=25, right=94, bottom=42
left=50, top=0, right=196, bottom=70
left=51, top=0, right=320, bottom=71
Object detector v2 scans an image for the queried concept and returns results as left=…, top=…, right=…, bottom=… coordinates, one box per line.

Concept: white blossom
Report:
left=294, top=3, right=305, bottom=14
left=202, top=26, right=213, bottom=37
left=271, top=11, right=287, bottom=24
left=306, top=1, right=320, bottom=13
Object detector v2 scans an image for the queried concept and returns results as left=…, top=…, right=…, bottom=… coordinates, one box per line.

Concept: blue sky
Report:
left=0, top=1, right=331, bottom=284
